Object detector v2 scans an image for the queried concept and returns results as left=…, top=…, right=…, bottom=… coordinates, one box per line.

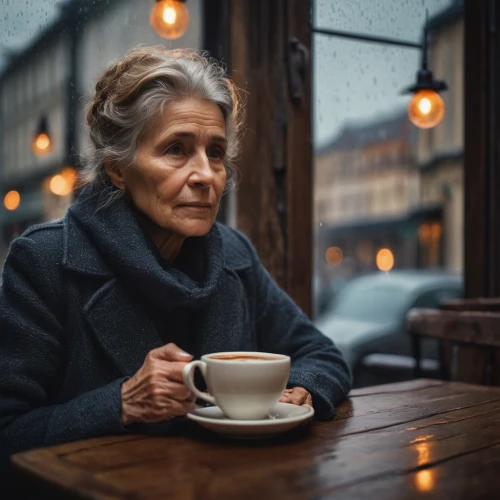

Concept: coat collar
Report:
left=66, top=192, right=225, bottom=310
left=61, top=197, right=254, bottom=278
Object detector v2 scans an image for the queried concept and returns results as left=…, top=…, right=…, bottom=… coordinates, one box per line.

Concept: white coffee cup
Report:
left=182, top=351, right=291, bottom=420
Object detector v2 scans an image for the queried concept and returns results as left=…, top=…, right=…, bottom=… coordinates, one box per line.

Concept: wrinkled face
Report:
left=113, top=97, right=227, bottom=238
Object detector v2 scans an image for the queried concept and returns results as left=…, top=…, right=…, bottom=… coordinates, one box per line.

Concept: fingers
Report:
left=137, top=398, right=196, bottom=424
left=161, top=361, right=191, bottom=383
left=155, top=380, right=193, bottom=402
left=121, top=376, right=196, bottom=425
left=280, top=387, right=313, bottom=407
left=149, top=342, right=193, bottom=362
left=120, top=345, right=196, bottom=425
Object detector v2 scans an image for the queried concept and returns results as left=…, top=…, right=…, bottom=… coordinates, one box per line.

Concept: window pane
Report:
left=313, top=0, right=464, bottom=386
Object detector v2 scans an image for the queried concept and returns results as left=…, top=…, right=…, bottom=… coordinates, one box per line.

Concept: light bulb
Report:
left=61, top=167, right=78, bottom=192
left=49, top=175, right=71, bottom=196
left=150, top=0, right=190, bottom=40
left=408, top=89, right=445, bottom=129
left=4, top=190, right=20, bottom=211
left=163, top=7, right=177, bottom=24
left=376, top=248, right=394, bottom=272
left=32, top=132, right=52, bottom=155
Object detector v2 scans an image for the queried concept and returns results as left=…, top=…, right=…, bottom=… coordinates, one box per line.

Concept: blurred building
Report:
left=417, top=1, right=464, bottom=273
left=0, top=11, right=70, bottom=255
left=315, top=112, right=427, bottom=275
left=0, top=0, right=202, bottom=263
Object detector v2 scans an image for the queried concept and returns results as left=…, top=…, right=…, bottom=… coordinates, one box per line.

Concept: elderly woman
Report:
left=0, top=47, right=351, bottom=478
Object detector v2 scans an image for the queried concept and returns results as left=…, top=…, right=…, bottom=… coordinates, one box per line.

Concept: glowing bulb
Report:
left=32, top=132, right=52, bottom=155
left=418, top=98, right=432, bottom=115
left=376, top=248, right=394, bottom=272
left=408, top=89, right=445, bottom=129
left=163, top=6, right=177, bottom=24
left=4, top=190, right=20, bottom=211
left=150, top=0, right=190, bottom=40
left=50, top=175, right=71, bottom=196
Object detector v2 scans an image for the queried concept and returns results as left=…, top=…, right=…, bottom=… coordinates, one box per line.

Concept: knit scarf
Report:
left=69, top=188, right=224, bottom=311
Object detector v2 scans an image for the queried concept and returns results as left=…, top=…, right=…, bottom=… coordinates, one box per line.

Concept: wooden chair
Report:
left=407, top=306, right=500, bottom=385
left=440, top=297, right=500, bottom=312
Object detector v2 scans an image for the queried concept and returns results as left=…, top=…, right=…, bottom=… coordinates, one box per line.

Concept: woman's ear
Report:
left=104, top=159, right=126, bottom=190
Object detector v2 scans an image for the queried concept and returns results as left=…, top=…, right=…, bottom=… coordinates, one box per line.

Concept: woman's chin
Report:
left=174, top=220, right=215, bottom=238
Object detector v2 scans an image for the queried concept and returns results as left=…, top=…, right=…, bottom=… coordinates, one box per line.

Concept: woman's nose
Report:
left=188, top=152, right=215, bottom=187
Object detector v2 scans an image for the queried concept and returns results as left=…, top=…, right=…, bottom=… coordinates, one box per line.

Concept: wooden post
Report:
left=464, top=0, right=500, bottom=297
left=229, top=0, right=313, bottom=316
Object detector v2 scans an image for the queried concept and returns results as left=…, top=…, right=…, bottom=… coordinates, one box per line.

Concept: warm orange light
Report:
left=415, top=469, right=435, bottom=492
left=325, top=247, right=343, bottom=266
left=4, top=190, right=20, bottom=211
left=408, top=89, right=445, bottom=129
left=61, top=167, right=78, bottom=192
left=419, top=222, right=442, bottom=245
left=49, top=175, right=71, bottom=196
left=376, top=248, right=394, bottom=272
left=32, top=132, right=52, bottom=155
left=413, top=440, right=435, bottom=492
left=430, top=222, right=442, bottom=240
left=150, top=0, right=190, bottom=39
left=418, top=223, right=431, bottom=243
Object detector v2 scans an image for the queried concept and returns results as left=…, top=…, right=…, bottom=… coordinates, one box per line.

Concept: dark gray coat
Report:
left=0, top=193, right=351, bottom=481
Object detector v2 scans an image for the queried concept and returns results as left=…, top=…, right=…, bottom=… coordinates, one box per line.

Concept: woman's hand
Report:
left=280, top=387, right=313, bottom=407
left=120, top=343, right=196, bottom=426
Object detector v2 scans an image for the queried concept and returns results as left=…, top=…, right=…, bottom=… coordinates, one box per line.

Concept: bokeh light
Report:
left=50, top=175, right=71, bottom=196
left=376, top=248, right=394, bottom=272
left=4, top=190, right=20, bottom=211
left=32, top=132, right=52, bottom=155
left=61, top=167, right=78, bottom=191
left=325, top=246, right=344, bottom=266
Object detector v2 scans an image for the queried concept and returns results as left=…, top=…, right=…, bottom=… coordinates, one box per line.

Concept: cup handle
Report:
left=182, top=360, right=216, bottom=405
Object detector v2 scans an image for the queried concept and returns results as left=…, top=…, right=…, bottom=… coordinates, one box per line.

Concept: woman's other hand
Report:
left=280, top=387, right=313, bottom=407
left=120, top=343, right=195, bottom=425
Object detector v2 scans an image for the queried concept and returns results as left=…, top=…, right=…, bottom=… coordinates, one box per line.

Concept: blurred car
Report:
left=313, top=275, right=348, bottom=318
left=315, top=270, right=463, bottom=386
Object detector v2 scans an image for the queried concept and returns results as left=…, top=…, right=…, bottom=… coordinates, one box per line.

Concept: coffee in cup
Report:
left=182, top=351, right=290, bottom=420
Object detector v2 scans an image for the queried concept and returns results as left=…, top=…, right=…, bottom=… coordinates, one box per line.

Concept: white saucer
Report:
left=187, top=402, right=314, bottom=439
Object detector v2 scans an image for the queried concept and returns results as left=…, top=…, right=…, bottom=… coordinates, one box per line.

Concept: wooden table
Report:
left=12, top=379, right=500, bottom=499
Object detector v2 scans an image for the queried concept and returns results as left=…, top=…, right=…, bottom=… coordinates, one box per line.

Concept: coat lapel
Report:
left=63, top=209, right=251, bottom=372
left=83, top=279, right=163, bottom=376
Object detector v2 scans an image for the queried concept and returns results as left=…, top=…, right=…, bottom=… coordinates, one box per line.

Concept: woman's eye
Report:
left=208, top=147, right=225, bottom=160
left=166, top=144, right=184, bottom=156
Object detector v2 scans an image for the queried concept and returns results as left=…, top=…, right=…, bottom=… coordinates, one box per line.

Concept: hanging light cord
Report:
left=311, top=27, right=422, bottom=50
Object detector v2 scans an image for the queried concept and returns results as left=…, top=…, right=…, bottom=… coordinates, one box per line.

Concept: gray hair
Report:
left=80, top=46, right=244, bottom=205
